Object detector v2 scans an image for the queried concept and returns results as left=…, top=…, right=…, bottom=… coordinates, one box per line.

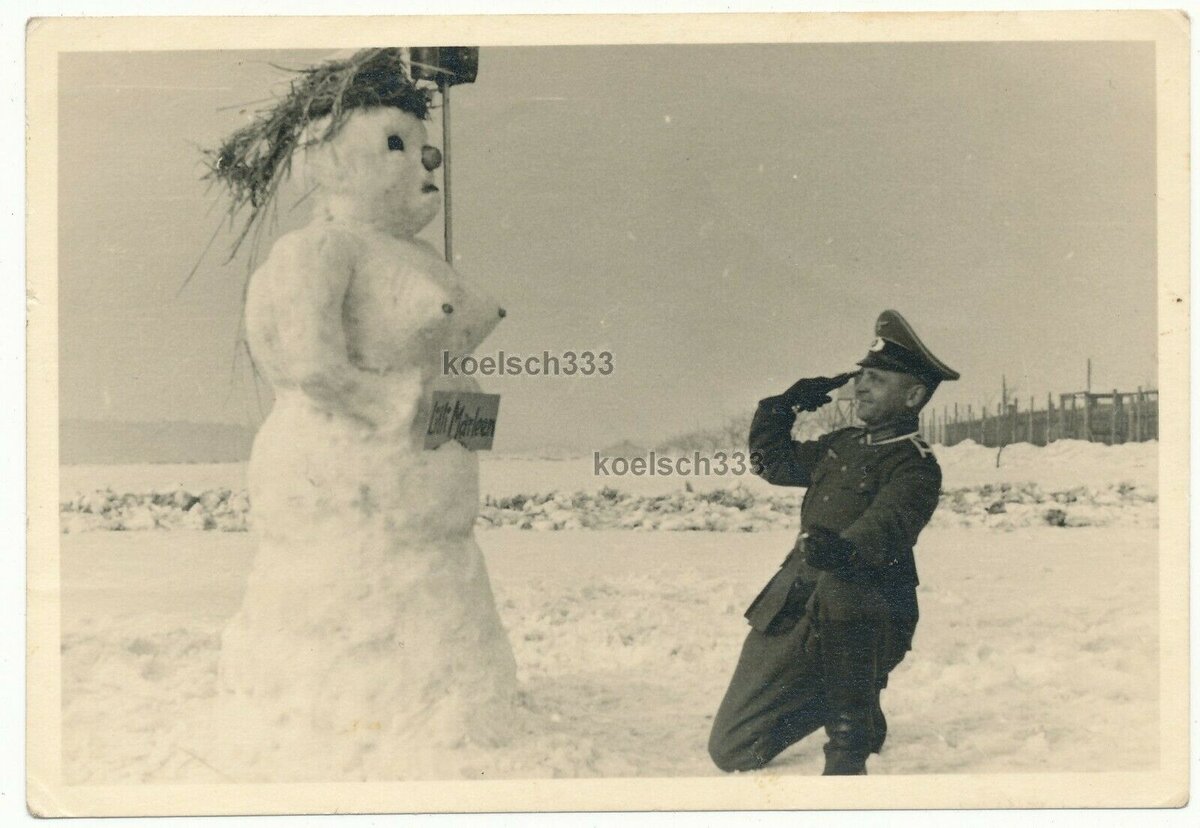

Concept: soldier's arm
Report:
left=839, top=454, right=942, bottom=569
left=748, top=397, right=826, bottom=487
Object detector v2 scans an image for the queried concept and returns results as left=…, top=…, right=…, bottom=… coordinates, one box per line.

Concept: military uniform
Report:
left=708, top=310, right=958, bottom=775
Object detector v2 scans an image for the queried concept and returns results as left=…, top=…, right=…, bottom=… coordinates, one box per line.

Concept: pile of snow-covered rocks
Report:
left=478, top=486, right=798, bottom=532
left=931, top=480, right=1157, bottom=530
left=60, top=479, right=1156, bottom=534
left=59, top=488, right=250, bottom=534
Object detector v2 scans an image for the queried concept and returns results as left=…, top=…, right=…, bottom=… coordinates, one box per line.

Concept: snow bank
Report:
left=934, top=439, right=1157, bottom=490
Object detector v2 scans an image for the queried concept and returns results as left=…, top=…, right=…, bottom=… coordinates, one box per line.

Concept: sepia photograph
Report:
left=24, top=10, right=1189, bottom=817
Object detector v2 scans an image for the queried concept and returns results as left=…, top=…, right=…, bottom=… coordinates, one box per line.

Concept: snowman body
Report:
left=216, top=107, right=517, bottom=780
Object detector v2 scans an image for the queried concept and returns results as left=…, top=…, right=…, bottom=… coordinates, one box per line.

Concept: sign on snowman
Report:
left=205, top=48, right=517, bottom=781
left=424, top=390, right=500, bottom=450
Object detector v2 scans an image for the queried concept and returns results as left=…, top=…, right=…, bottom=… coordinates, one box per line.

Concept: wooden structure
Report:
left=925, top=387, right=1158, bottom=447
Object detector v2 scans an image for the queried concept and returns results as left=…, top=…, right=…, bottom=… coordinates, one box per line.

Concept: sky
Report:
left=57, top=42, right=1158, bottom=453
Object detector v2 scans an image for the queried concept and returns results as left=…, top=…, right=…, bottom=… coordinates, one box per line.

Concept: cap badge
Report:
left=868, top=337, right=886, bottom=352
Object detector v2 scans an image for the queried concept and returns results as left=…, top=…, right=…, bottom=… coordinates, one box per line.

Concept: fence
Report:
left=920, top=388, right=1158, bottom=447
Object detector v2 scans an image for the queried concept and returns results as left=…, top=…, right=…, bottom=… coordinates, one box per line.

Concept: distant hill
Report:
left=599, top=440, right=648, bottom=459
left=60, top=420, right=256, bottom=465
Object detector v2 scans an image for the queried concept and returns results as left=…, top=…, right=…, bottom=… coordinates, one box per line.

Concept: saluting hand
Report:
left=768, top=372, right=857, bottom=413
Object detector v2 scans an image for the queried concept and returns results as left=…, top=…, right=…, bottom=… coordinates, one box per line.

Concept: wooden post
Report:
left=1140, top=387, right=1147, bottom=441
left=1001, top=376, right=1007, bottom=444
left=1111, top=389, right=1121, bottom=445
left=967, top=404, right=974, bottom=443
left=1082, top=393, right=1091, bottom=442
left=1047, top=392, right=1054, bottom=443
left=440, top=79, right=455, bottom=263
left=1134, top=386, right=1143, bottom=442
left=1028, top=395, right=1034, bottom=445
left=982, top=406, right=989, bottom=447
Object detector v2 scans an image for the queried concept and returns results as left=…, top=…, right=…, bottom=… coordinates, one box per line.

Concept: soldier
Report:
left=708, top=309, right=959, bottom=776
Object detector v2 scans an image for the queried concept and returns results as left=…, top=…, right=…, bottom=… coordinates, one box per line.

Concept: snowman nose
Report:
left=422, top=146, right=443, bottom=172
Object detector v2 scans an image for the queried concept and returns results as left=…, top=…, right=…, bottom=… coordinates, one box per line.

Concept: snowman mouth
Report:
left=422, top=183, right=440, bottom=193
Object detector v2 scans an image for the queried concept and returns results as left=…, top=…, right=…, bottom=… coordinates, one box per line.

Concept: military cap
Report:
left=856, top=310, right=960, bottom=387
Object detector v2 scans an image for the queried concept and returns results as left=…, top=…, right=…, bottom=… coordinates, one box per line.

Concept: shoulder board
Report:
left=907, top=434, right=933, bottom=459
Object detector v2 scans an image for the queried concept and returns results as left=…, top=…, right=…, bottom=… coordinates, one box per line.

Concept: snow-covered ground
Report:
left=61, top=527, right=1158, bottom=782
left=56, top=440, right=1160, bottom=782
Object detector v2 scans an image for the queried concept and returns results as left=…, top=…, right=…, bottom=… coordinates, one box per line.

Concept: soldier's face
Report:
left=854, top=368, right=927, bottom=425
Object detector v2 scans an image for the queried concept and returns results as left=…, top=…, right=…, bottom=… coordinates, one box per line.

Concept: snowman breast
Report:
left=342, top=234, right=503, bottom=376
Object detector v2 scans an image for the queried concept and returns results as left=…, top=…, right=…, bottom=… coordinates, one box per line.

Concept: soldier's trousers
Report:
left=707, top=574, right=915, bottom=774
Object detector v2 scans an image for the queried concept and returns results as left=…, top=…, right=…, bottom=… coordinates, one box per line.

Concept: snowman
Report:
left=209, top=51, right=517, bottom=781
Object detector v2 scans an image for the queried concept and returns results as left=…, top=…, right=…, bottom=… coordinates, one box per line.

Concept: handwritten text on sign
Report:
left=424, top=391, right=500, bottom=451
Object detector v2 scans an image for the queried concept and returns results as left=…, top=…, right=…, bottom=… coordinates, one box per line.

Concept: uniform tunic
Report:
left=744, top=399, right=941, bottom=633
left=707, top=398, right=942, bottom=773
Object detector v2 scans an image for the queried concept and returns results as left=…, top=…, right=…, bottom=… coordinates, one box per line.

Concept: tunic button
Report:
left=840, top=465, right=847, bottom=472
left=822, top=495, right=830, bottom=502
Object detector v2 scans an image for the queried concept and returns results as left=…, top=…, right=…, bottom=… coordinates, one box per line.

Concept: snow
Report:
left=60, top=524, right=1158, bottom=782
left=56, top=439, right=1160, bottom=781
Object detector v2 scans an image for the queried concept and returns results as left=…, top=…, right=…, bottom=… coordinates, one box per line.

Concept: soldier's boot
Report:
left=823, top=714, right=871, bottom=775
left=819, top=620, right=882, bottom=776
left=870, top=691, right=887, bottom=754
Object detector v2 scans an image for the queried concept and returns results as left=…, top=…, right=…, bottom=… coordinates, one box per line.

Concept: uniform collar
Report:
left=863, top=413, right=921, bottom=445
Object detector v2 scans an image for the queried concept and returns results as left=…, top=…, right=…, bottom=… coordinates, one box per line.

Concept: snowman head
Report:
left=303, top=106, right=443, bottom=238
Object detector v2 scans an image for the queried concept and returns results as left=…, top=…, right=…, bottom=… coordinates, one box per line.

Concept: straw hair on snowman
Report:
left=204, top=48, right=436, bottom=258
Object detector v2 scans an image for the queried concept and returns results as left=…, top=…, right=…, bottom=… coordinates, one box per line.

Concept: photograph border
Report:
left=25, top=10, right=1190, bottom=816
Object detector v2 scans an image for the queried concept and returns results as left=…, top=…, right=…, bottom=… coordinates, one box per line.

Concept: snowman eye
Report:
left=387, top=135, right=405, bottom=152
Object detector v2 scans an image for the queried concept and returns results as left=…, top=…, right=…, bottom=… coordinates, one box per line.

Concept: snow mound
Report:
left=937, top=439, right=1156, bottom=489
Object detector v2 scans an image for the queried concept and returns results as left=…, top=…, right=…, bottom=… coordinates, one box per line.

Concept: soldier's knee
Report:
left=707, top=727, right=768, bottom=773
left=708, top=741, right=767, bottom=773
